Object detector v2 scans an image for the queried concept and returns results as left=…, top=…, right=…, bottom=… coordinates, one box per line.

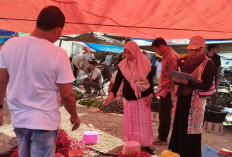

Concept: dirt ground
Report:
left=0, top=102, right=232, bottom=157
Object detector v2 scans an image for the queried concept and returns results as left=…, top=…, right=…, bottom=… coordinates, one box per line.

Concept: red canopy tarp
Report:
left=0, top=0, right=232, bottom=39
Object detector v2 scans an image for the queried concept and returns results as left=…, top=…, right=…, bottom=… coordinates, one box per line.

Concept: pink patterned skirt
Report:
left=123, top=97, right=154, bottom=146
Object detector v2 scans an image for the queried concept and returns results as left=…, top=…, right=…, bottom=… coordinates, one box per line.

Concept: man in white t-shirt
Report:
left=83, top=60, right=103, bottom=97
left=0, top=6, right=80, bottom=157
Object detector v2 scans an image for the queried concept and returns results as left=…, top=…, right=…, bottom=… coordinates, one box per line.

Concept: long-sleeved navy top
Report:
left=111, top=66, right=154, bottom=100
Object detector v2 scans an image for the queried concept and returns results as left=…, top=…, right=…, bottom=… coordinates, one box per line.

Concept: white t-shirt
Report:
left=72, top=54, right=90, bottom=69
left=0, top=36, right=75, bottom=130
left=90, top=67, right=103, bottom=85
left=155, top=61, right=162, bottom=79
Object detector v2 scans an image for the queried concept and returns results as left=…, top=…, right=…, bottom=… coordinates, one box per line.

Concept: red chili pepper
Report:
left=10, top=129, right=96, bottom=157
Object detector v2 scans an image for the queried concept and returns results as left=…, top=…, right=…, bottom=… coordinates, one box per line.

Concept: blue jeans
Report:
left=14, top=128, right=58, bottom=157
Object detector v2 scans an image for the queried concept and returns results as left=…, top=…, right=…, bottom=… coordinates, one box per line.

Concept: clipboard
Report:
left=202, top=145, right=226, bottom=157
left=170, top=70, right=194, bottom=82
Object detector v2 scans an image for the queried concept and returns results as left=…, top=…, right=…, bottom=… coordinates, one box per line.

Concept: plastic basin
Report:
left=122, top=141, right=141, bottom=155
left=204, top=105, right=228, bottom=123
left=82, top=131, right=99, bottom=144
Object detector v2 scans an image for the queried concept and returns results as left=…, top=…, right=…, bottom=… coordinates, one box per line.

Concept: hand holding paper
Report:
left=170, top=70, right=194, bottom=84
left=172, top=76, right=188, bottom=85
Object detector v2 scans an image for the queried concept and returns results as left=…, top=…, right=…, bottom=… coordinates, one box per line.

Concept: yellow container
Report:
left=161, top=150, right=180, bottom=157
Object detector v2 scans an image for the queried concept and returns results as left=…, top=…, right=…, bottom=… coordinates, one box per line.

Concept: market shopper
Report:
left=150, top=52, right=158, bottom=76
left=72, top=53, right=91, bottom=78
left=83, top=46, right=92, bottom=56
left=101, top=61, right=112, bottom=82
left=168, top=35, right=215, bottom=157
left=0, top=6, right=81, bottom=157
left=113, top=54, right=123, bottom=72
left=206, top=44, right=221, bottom=106
left=83, top=60, right=103, bottom=97
left=152, top=38, right=179, bottom=144
left=103, top=41, right=155, bottom=155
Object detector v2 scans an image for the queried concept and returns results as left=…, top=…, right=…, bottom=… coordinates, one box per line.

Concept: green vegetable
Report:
left=74, top=90, right=84, bottom=100
left=78, top=97, right=102, bottom=108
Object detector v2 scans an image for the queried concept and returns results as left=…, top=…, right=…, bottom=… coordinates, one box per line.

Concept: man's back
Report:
left=72, top=53, right=90, bottom=69
left=207, top=53, right=221, bottom=74
left=0, top=6, right=80, bottom=157
left=101, top=67, right=112, bottom=82
left=0, top=35, right=74, bottom=130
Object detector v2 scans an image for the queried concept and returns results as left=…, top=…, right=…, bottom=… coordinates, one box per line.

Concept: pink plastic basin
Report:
left=82, top=131, right=99, bottom=144
left=122, top=141, right=141, bottom=154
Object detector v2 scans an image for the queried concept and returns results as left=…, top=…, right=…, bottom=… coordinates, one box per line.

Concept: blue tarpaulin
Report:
left=0, top=38, right=8, bottom=45
left=0, top=29, right=15, bottom=45
left=85, top=42, right=123, bottom=53
left=0, top=29, right=15, bottom=36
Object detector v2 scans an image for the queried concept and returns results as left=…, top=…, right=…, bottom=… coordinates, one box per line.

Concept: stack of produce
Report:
left=74, top=90, right=84, bottom=100
left=10, top=129, right=96, bottom=157
left=78, top=97, right=102, bottom=108
left=118, top=151, right=150, bottom=157
left=99, top=101, right=124, bottom=114
left=55, top=129, right=95, bottom=156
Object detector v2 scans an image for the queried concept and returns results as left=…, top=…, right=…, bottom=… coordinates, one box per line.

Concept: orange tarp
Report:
left=0, top=0, right=232, bottom=39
